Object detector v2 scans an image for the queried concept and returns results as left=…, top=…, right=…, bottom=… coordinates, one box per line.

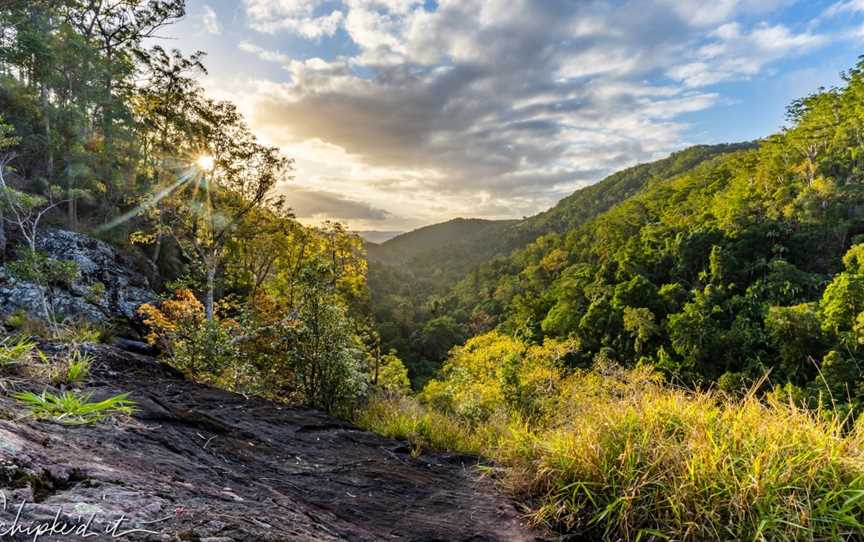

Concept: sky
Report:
left=161, top=0, right=864, bottom=232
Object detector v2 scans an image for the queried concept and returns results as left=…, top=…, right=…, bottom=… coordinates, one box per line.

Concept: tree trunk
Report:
left=205, top=262, right=216, bottom=322
left=151, top=231, right=162, bottom=264
left=41, top=83, right=53, bottom=176
left=67, top=178, right=76, bottom=229
left=0, top=206, right=6, bottom=261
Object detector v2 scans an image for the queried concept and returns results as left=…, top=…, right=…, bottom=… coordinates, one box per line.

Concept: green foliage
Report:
left=369, top=145, right=746, bottom=381
left=6, top=250, right=79, bottom=289
left=363, top=58, right=864, bottom=413
left=376, top=351, right=412, bottom=394
left=57, top=349, right=92, bottom=387
left=142, top=218, right=375, bottom=415
left=13, top=390, right=135, bottom=425
left=85, top=282, right=106, bottom=304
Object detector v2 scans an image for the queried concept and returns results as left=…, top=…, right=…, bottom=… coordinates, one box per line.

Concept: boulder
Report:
left=0, top=229, right=158, bottom=325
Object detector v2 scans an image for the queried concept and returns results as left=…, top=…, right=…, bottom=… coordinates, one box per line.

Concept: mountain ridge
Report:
left=368, top=142, right=755, bottom=381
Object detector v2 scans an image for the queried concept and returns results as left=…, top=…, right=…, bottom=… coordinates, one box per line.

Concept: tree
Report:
left=156, top=97, right=292, bottom=321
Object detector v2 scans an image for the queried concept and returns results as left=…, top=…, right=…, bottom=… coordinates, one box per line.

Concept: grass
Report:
left=358, top=366, right=864, bottom=541
left=63, top=350, right=91, bottom=385
left=356, top=394, right=490, bottom=456
left=48, top=348, right=92, bottom=386
left=0, top=336, right=36, bottom=367
left=12, top=390, right=136, bottom=425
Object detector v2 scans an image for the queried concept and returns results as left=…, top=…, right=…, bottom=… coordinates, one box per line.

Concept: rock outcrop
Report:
left=0, top=229, right=157, bottom=325
left=0, top=344, right=543, bottom=541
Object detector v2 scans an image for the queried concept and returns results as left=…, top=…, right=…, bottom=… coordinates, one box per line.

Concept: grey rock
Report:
left=0, top=344, right=544, bottom=541
left=0, top=229, right=157, bottom=325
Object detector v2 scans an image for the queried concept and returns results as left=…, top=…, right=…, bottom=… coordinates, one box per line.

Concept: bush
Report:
left=139, top=289, right=238, bottom=378
left=141, top=287, right=370, bottom=415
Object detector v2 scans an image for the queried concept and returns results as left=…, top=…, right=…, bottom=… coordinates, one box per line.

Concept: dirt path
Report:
left=0, top=344, right=545, bottom=541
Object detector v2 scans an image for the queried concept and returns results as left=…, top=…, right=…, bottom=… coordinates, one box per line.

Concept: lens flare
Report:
left=196, top=154, right=215, bottom=171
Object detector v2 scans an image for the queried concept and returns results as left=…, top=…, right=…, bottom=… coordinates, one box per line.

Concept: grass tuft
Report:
left=12, top=390, right=136, bottom=425
left=0, top=336, right=37, bottom=367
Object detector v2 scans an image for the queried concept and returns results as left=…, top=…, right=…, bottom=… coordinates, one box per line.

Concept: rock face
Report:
left=0, top=344, right=544, bottom=541
left=0, top=229, right=157, bottom=325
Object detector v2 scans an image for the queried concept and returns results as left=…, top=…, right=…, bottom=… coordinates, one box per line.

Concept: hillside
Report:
left=370, top=143, right=751, bottom=383
left=443, top=60, right=864, bottom=398
left=367, top=217, right=518, bottom=267
left=514, top=143, right=754, bottom=239
left=360, top=60, right=864, bottom=540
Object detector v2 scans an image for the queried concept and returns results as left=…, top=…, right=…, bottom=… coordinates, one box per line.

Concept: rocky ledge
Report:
left=0, top=344, right=542, bottom=541
left=0, top=230, right=157, bottom=325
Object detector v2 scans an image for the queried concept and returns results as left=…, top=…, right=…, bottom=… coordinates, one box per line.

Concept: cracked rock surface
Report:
left=0, top=229, right=157, bottom=325
left=0, top=344, right=544, bottom=541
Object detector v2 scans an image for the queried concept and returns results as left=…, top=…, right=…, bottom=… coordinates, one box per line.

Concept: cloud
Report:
left=667, top=23, right=826, bottom=87
left=243, top=0, right=344, bottom=37
left=202, top=5, right=221, bottom=35
left=280, top=187, right=392, bottom=221
left=659, top=0, right=794, bottom=26
left=825, top=0, right=864, bottom=17
left=210, top=0, right=834, bottom=228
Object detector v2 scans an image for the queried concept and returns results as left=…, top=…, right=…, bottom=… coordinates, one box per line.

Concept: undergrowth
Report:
left=358, top=348, right=864, bottom=541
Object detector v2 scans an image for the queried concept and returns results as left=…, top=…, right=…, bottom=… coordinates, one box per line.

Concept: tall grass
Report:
left=359, top=367, right=864, bottom=541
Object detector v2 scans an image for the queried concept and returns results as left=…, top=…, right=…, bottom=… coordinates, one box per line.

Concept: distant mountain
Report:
left=367, top=218, right=518, bottom=266
left=356, top=230, right=404, bottom=243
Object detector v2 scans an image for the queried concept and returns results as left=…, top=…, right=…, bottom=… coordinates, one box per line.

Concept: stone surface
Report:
left=0, top=229, right=157, bottom=325
left=0, top=344, right=545, bottom=541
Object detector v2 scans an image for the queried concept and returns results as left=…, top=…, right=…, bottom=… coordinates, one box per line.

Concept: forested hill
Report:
left=369, top=143, right=751, bottom=383
left=367, top=217, right=518, bottom=267
left=513, top=142, right=754, bottom=239
left=397, top=59, right=864, bottom=409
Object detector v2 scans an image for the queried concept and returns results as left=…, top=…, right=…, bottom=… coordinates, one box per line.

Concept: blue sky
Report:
left=162, top=0, right=864, bottom=231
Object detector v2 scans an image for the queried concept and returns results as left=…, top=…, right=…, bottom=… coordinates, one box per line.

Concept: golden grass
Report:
left=358, top=366, right=864, bottom=541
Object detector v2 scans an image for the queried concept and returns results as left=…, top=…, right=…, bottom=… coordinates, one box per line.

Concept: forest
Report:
left=1, top=1, right=864, bottom=540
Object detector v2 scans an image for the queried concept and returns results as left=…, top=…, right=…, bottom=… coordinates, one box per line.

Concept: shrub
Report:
left=139, top=289, right=238, bottom=378
left=375, top=351, right=412, bottom=394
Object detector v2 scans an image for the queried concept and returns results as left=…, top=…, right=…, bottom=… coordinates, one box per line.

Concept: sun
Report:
left=196, top=154, right=215, bottom=171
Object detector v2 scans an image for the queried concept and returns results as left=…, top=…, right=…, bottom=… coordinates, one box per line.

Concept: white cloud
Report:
left=202, top=5, right=221, bottom=35
left=825, top=0, right=864, bottom=17
left=243, top=0, right=344, bottom=37
left=660, top=0, right=793, bottom=26
left=239, top=42, right=292, bottom=64
left=668, top=23, right=826, bottom=87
